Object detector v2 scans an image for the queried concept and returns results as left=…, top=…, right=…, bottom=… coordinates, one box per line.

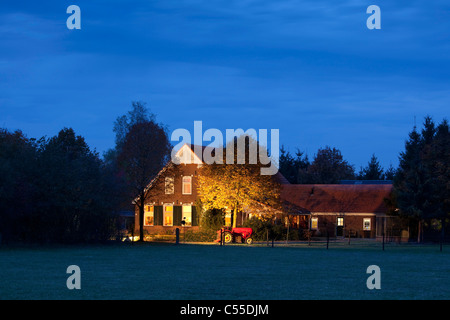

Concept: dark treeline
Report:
left=279, top=145, right=394, bottom=184
left=0, top=101, right=170, bottom=244
left=0, top=127, right=126, bottom=244
left=279, top=117, right=448, bottom=191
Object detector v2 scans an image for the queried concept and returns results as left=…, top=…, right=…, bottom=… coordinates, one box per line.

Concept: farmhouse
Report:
left=134, top=144, right=393, bottom=239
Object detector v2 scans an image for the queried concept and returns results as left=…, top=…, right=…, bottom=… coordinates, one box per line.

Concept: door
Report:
left=336, top=217, right=344, bottom=237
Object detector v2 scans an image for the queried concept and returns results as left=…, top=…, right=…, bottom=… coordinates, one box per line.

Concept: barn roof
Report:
left=280, top=184, right=392, bottom=214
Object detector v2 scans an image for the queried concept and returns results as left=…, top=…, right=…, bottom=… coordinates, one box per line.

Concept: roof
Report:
left=281, top=199, right=310, bottom=214
left=274, top=171, right=290, bottom=185
left=280, top=184, right=392, bottom=214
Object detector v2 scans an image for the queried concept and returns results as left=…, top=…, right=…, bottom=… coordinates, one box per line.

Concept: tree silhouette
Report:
left=393, top=116, right=450, bottom=242
left=118, top=121, right=171, bottom=241
left=307, top=146, right=355, bottom=184
left=358, top=154, right=384, bottom=180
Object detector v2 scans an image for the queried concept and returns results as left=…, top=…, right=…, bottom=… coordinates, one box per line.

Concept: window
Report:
left=144, top=205, right=154, bottom=226
left=182, top=205, right=192, bottom=227
left=225, top=208, right=232, bottom=227
left=164, top=205, right=173, bottom=226
left=337, top=217, right=344, bottom=227
left=182, top=176, right=192, bottom=195
left=311, top=217, right=318, bottom=230
left=165, top=177, right=174, bottom=194
left=363, top=218, right=371, bottom=231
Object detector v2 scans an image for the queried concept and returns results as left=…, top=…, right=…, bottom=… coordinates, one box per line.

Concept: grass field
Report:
left=0, top=241, right=449, bottom=300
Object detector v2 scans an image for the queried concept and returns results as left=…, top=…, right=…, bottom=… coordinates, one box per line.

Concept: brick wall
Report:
left=312, top=214, right=376, bottom=238
left=135, top=164, right=201, bottom=235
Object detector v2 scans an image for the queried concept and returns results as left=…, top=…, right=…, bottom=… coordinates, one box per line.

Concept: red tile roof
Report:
left=281, top=184, right=392, bottom=214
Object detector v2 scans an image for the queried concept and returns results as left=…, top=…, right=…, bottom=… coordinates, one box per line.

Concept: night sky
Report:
left=1, top=0, right=449, bottom=169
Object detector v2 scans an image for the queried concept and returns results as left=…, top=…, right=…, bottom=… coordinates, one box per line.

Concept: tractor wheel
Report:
left=223, top=231, right=233, bottom=244
left=245, top=237, right=253, bottom=245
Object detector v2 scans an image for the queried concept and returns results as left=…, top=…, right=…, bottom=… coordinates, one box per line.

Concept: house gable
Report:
left=174, top=143, right=204, bottom=165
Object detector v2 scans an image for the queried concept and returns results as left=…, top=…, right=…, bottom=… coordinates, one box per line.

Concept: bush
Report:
left=242, top=217, right=272, bottom=241
left=243, top=217, right=304, bottom=241
left=200, top=209, right=224, bottom=232
left=183, top=229, right=217, bottom=242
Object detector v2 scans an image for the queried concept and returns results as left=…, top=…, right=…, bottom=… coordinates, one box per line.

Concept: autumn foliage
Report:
left=197, top=136, right=281, bottom=228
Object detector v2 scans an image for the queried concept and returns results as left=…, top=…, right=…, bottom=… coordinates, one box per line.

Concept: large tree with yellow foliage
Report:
left=197, top=136, right=281, bottom=228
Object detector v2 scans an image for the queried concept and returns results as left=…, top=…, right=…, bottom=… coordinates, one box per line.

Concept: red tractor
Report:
left=215, top=226, right=253, bottom=245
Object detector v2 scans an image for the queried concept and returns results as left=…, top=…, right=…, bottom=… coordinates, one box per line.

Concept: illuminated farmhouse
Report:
left=133, top=144, right=394, bottom=240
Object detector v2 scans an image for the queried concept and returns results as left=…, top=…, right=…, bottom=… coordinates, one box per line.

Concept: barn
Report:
left=281, top=184, right=393, bottom=238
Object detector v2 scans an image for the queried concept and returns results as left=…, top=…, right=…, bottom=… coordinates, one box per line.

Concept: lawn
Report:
left=0, top=242, right=449, bottom=300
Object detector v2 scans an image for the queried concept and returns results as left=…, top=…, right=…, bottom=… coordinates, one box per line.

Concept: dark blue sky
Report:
left=1, top=0, right=449, bottom=169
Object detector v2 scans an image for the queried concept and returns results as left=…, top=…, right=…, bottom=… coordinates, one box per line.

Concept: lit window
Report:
left=164, top=205, right=173, bottom=226
left=363, top=218, right=371, bottom=231
left=182, top=176, right=192, bottom=194
left=182, top=205, right=192, bottom=227
left=165, top=177, right=174, bottom=194
left=144, top=206, right=154, bottom=226
left=224, top=208, right=232, bottom=227
left=337, top=217, right=344, bottom=227
left=311, top=217, right=318, bottom=230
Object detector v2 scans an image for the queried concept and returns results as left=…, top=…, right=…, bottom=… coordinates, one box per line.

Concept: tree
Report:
left=307, top=146, right=355, bottom=184
left=113, top=101, right=155, bottom=149
left=197, top=136, right=281, bottom=228
left=383, top=164, right=397, bottom=180
left=394, top=124, right=426, bottom=241
left=279, top=145, right=309, bottom=184
left=36, top=128, right=118, bottom=243
left=106, top=101, right=171, bottom=241
left=358, top=154, right=384, bottom=180
left=104, top=101, right=156, bottom=167
left=393, top=116, right=449, bottom=242
left=427, top=119, right=450, bottom=241
left=279, top=145, right=295, bottom=183
left=118, top=121, right=171, bottom=241
left=0, top=129, right=38, bottom=242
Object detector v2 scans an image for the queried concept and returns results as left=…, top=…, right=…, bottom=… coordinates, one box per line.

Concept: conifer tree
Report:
left=393, top=116, right=449, bottom=242
left=358, top=154, right=384, bottom=180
